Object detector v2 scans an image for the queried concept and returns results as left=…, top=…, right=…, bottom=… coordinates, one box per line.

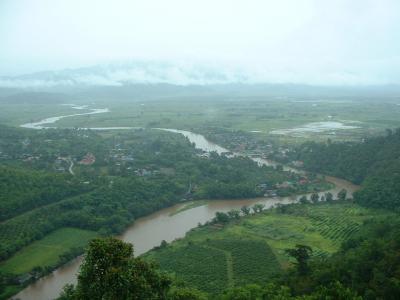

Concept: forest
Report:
left=0, top=125, right=327, bottom=299
left=77, top=127, right=400, bottom=300
left=287, top=128, right=400, bottom=210
left=1, top=123, right=399, bottom=299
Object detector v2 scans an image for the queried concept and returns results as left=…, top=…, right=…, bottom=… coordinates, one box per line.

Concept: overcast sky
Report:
left=1, top=0, right=400, bottom=84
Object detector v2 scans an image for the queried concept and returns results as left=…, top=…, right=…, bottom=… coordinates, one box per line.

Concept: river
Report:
left=12, top=107, right=359, bottom=300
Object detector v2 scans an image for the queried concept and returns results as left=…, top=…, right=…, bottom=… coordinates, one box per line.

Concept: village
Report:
left=0, top=127, right=326, bottom=201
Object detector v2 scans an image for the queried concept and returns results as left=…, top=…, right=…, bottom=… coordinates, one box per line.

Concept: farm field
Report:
left=1, top=95, right=400, bottom=143
left=144, top=201, right=392, bottom=294
left=48, top=98, right=400, bottom=141
left=0, top=228, right=97, bottom=275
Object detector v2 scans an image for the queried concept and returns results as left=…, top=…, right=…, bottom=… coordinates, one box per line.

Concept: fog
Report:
left=1, top=0, right=400, bottom=85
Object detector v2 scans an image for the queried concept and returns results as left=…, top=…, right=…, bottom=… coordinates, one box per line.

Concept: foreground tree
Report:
left=59, top=237, right=171, bottom=300
left=285, top=245, right=313, bottom=276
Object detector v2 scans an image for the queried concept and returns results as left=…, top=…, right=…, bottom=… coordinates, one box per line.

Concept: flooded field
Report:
left=270, top=121, right=361, bottom=136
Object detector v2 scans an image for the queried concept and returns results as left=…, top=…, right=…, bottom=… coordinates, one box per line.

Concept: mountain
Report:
left=0, top=62, right=250, bottom=88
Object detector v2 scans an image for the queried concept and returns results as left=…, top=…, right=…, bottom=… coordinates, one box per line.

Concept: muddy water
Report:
left=13, top=129, right=358, bottom=300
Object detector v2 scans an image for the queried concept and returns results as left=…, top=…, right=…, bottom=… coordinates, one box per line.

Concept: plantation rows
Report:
left=207, top=238, right=281, bottom=287
left=0, top=165, right=92, bottom=222
left=0, top=177, right=184, bottom=261
left=312, top=249, right=329, bottom=258
left=153, top=244, right=229, bottom=294
left=0, top=200, right=80, bottom=260
left=149, top=238, right=281, bottom=294
left=309, top=215, right=360, bottom=242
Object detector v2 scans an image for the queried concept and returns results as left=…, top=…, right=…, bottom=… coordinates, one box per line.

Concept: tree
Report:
left=227, top=209, right=241, bottom=220
left=285, top=244, right=313, bottom=275
left=252, top=203, right=265, bottom=213
left=69, top=238, right=171, bottom=300
left=310, top=193, right=319, bottom=203
left=241, top=206, right=251, bottom=216
left=299, top=195, right=308, bottom=204
left=214, top=212, right=230, bottom=224
left=338, top=189, right=347, bottom=201
left=325, top=192, right=333, bottom=202
left=160, top=240, right=168, bottom=248
left=58, top=284, right=76, bottom=300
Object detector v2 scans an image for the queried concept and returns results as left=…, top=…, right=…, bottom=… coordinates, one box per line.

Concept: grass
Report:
left=0, top=228, right=97, bottom=275
left=144, top=202, right=393, bottom=293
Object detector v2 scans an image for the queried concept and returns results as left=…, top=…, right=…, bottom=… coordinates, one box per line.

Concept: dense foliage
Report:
left=279, top=216, right=400, bottom=299
left=0, top=176, right=182, bottom=261
left=0, top=165, right=91, bottom=221
left=1, top=125, right=323, bottom=299
left=289, top=129, right=400, bottom=209
left=58, top=238, right=171, bottom=300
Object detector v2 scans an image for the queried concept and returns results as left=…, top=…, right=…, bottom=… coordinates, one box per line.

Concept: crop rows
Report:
left=153, top=244, right=229, bottom=294
left=207, top=238, right=281, bottom=286
left=309, top=215, right=360, bottom=242
left=312, top=249, right=329, bottom=258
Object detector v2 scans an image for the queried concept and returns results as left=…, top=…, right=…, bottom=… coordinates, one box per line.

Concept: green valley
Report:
left=144, top=201, right=392, bottom=295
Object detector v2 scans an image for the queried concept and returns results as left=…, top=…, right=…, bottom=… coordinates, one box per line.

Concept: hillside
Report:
left=144, top=201, right=392, bottom=295
left=287, top=129, right=400, bottom=209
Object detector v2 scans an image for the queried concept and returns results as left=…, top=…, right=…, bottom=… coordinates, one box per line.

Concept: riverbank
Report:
left=10, top=142, right=356, bottom=300
left=7, top=109, right=358, bottom=300
left=143, top=200, right=393, bottom=295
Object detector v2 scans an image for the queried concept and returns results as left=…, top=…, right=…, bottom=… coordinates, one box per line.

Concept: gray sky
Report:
left=1, top=0, right=400, bottom=85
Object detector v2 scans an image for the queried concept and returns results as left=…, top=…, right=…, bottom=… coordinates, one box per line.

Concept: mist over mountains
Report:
left=2, top=61, right=399, bottom=90
left=0, top=62, right=256, bottom=88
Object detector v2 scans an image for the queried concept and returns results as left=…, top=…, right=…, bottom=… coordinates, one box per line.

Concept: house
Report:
left=257, top=183, right=269, bottom=190
left=79, top=153, right=96, bottom=165
left=299, top=178, right=308, bottom=185
left=135, top=169, right=152, bottom=176
left=264, top=189, right=278, bottom=197
left=276, top=181, right=291, bottom=189
left=292, top=160, right=304, bottom=168
left=196, top=152, right=210, bottom=158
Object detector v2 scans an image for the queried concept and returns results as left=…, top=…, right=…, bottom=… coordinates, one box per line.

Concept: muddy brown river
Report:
left=12, top=129, right=358, bottom=300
